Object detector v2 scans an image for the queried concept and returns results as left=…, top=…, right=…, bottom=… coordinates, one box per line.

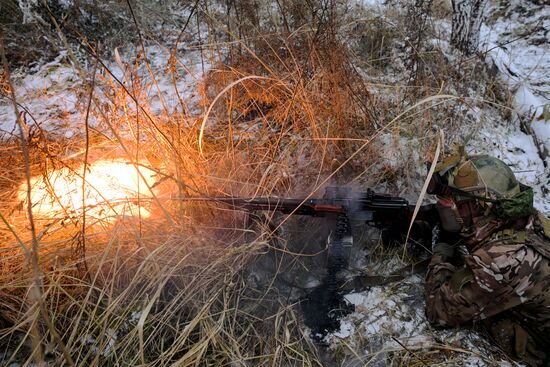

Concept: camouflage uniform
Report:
left=422, top=149, right=550, bottom=366
left=425, top=212, right=550, bottom=366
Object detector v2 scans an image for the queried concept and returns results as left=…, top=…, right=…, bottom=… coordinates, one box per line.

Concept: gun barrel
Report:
left=181, top=196, right=344, bottom=216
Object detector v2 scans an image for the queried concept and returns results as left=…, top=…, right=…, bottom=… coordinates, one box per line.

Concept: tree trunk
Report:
left=450, top=0, right=486, bottom=55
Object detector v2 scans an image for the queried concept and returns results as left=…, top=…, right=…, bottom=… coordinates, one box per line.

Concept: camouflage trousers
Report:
left=425, top=214, right=550, bottom=366
left=485, top=315, right=548, bottom=367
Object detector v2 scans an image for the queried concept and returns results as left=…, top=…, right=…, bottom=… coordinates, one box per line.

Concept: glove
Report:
left=432, top=242, right=456, bottom=262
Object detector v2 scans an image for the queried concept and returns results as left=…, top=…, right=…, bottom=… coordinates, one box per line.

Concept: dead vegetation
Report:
left=0, top=0, right=518, bottom=366
left=0, top=2, right=361, bottom=364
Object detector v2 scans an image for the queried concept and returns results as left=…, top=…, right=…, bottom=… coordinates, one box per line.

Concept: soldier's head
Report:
left=427, top=149, right=521, bottom=235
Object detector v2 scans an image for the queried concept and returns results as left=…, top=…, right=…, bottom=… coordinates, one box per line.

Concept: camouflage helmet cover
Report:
left=446, top=155, right=520, bottom=199
left=433, top=149, right=529, bottom=233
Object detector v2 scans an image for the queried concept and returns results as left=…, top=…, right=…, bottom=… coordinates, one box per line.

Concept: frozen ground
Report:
left=0, top=43, right=208, bottom=137
left=478, top=0, right=550, bottom=214
left=324, top=1, right=548, bottom=366
left=0, top=0, right=548, bottom=365
left=324, top=276, right=516, bottom=366
left=0, top=4, right=209, bottom=140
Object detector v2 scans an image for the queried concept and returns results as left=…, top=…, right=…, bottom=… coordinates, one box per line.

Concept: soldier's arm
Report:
left=425, top=242, right=541, bottom=327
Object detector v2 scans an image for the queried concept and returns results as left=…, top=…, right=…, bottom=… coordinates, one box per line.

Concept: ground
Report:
left=0, top=0, right=549, bottom=366
left=322, top=1, right=549, bottom=365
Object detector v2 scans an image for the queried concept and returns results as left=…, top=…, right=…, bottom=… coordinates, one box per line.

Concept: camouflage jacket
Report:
left=425, top=212, right=550, bottom=348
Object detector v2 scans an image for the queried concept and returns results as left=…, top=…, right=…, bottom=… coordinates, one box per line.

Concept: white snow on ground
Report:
left=0, top=44, right=207, bottom=138
left=481, top=1, right=550, bottom=101
left=355, top=0, right=386, bottom=11
left=324, top=275, right=519, bottom=366
left=0, top=52, right=81, bottom=137
left=324, top=0, right=548, bottom=366
left=333, top=277, right=428, bottom=343
left=478, top=0, right=550, bottom=213
left=0, top=0, right=548, bottom=365
left=107, top=44, right=209, bottom=116
left=0, top=9, right=210, bottom=140
left=422, top=0, right=550, bottom=214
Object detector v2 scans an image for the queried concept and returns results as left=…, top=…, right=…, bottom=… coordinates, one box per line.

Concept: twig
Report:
left=81, top=56, right=99, bottom=279
left=391, top=336, right=430, bottom=367
left=0, top=25, right=75, bottom=367
left=40, top=0, right=86, bottom=79
left=0, top=24, right=45, bottom=366
left=125, top=0, right=170, bottom=117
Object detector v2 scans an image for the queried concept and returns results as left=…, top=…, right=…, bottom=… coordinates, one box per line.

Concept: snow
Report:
left=340, top=280, right=427, bottom=341
left=17, top=0, right=41, bottom=24
left=480, top=2, right=550, bottom=99
left=322, top=1, right=549, bottom=365
left=355, top=0, right=386, bottom=9
left=1, top=0, right=548, bottom=365
left=0, top=39, right=208, bottom=140
left=532, top=120, right=550, bottom=148
left=323, top=274, right=518, bottom=365
left=514, top=83, right=545, bottom=117
left=0, top=51, right=81, bottom=137
left=332, top=319, right=356, bottom=339
left=79, top=328, right=117, bottom=357
left=478, top=0, right=550, bottom=181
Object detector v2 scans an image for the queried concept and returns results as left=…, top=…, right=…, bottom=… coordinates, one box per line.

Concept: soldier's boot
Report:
left=486, top=317, right=547, bottom=367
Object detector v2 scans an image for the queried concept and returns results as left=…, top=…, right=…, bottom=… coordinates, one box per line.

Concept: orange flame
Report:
left=18, top=160, right=158, bottom=222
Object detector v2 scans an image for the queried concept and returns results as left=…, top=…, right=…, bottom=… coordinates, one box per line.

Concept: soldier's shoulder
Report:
left=533, top=211, right=550, bottom=240
left=470, top=234, right=535, bottom=274
left=526, top=211, right=550, bottom=259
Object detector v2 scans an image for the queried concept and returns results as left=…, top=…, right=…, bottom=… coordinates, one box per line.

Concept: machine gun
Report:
left=182, top=186, right=438, bottom=337
left=183, top=186, right=437, bottom=243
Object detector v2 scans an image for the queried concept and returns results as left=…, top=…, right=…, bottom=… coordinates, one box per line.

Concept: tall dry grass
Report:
left=0, top=2, right=373, bottom=364
left=0, top=0, right=508, bottom=366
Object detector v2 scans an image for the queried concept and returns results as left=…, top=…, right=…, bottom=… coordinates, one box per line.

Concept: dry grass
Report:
left=0, top=97, right=325, bottom=365
left=0, top=6, right=363, bottom=364
left=0, top=1, right=511, bottom=366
